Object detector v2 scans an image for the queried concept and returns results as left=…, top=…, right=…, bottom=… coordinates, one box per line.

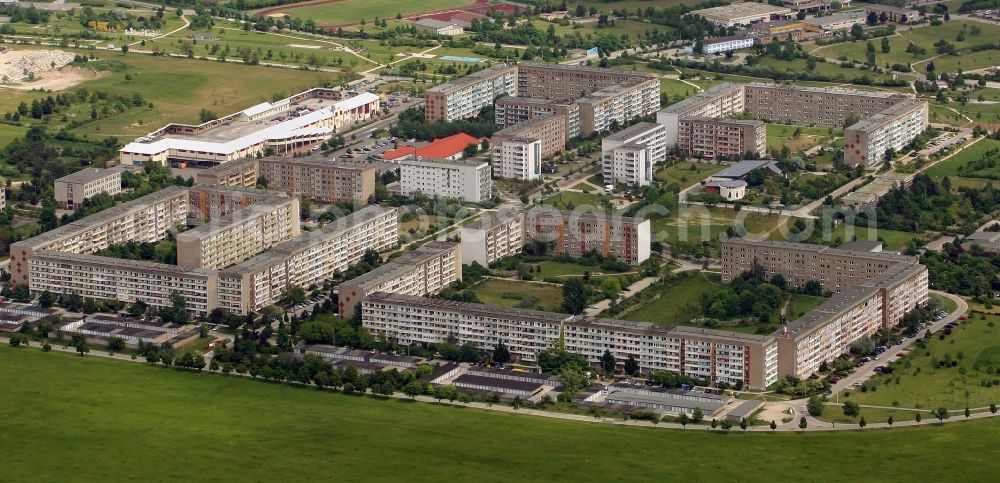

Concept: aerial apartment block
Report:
left=491, top=137, right=542, bottom=181
left=675, top=117, right=766, bottom=160
left=194, top=156, right=376, bottom=203
left=176, top=195, right=300, bottom=269
left=722, top=238, right=928, bottom=378
left=658, top=83, right=927, bottom=167
left=54, top=167, right=122, bottom=209
left=601, top=122, right=667, bottom=186
left=459, top=204, right=525, bottom=266
left=424, top=64, right=518, bottom=122
left=398, top=158, right=492, bottom=203
left=337, top=241, right=461, bottom=318
left=361, top=293, right=779, bottom=389
left=119, top=89, right=380, bottom=166
left=491, top=114, right=567, bottom=159
left=494, top=97, right=581, bottom=139
left=524, top=209, right=651, bottom=265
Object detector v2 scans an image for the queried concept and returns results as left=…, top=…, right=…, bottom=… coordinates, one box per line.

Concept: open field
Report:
left=756, top=56, right=890, bottom=82
left=766, top=123, right=842, bottom=153
left=845, top=314, right=1000, bottom=410
left=924, top=139, right=1000, bottom=179
left=470, top=278, right=564, bottom=312
left=6, top=346, right=1000, bottom=481
left=769, top=223, right=918, bottom=252
left=616, top=271, right=725, bottom=325
left=542, top=191, right=609, bottom=211
left=655, top=161, right=723, bottom=190
left=270, top=0, right=472, bottom=26
left=525, top=260, right=630, bottom=279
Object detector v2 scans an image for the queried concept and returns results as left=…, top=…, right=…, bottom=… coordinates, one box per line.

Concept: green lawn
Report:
left=787, top=293, right=827, bottom=320
left=272, top=0, right=471, bottom=25
left=931, top=293, right=959, bottom=314
left=542, top=191, right=609, bottom=211
left=770, top=223, right=918, bottom=252
left=527, top=260, right=629, bottom=279
left=756, top=56, right=888, bottom=82
left=924, top=139, right=1000, bottom=179
left=8, top=346, right=1000, bottom=481
left=471, top=278, right=564, bottom=312
left=845, top=314, right=1000, bottom=410
left=766, top=123, right=842, bottom=154
left=616, top=271, right=725, bottom=325
left=655, top=161, right=722, bottom=190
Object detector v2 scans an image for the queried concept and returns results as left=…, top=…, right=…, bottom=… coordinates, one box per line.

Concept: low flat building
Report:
left=687, top=35, right=754, bottom=55
left=460, top=203, right=524, bottom=266
left=412, top=18, right=464, bottom=36
left=452, top=374, right=544, bottom=398
left=863, top=4, right=916, bottom=23
left=605, top=384, right=731, bottom=416
left=383, top=132, right=482, bottom=162
left=709, top=159, right=782, bottom=182
left=702, top=179, right=748, bottom=201
left=399, top=157, right=492, bottom=202
left=688, top=2, right=793, bottom=27
left=337, top=241, right=461, bottom=318
left=54, top=167, right=122, bottom=209
left=804, top=11, right=866, bottom=31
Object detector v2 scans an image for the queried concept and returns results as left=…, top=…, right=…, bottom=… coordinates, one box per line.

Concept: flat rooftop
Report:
left=56, top=167, right=120, bottom=184
left=603, top=122, right=662, bottom=142
left=690, top=2, right=792, bottom=20
left=341, top=241, right=458, bottom=290
left=453, top=374, right=544, bottom=393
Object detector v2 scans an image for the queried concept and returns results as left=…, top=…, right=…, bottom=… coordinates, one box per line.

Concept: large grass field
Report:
left=769, top=222, right=918, bottom=252
left=845, top=314, right=1000, bottom=411
left=924, top=139, right=1000, bottom=179
left=274, top=0, right=472, bottom=26
left=470, top=278, right=564, bottom=312
left=766, top=123, right=842, bottom=154
left=655, top=161, right=723, bottom=190
left=6, top=346, right=1000, bottom=481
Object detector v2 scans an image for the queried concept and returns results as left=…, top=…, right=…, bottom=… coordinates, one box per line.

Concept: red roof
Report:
left=383, top=133, right=481, bottom=161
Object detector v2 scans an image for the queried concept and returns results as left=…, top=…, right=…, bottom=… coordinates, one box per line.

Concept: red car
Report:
left=958, top=315, right=968, bottom=321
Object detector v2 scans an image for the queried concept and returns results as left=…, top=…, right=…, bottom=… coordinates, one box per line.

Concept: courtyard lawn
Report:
left=273, top=0, right=472, bottom=26
left=660, top=78, right=701, bottom=100
left=770, top=223, right=918, bottom=252
left=786, top=293, right=827, bottom=320
left=756, top=56, right=889, bottom=82
left=527, top=260, right=630, bottom=279
left=616, top=271, right=726, bottom=325
left=655, top=161, right=723, bottom=190
left=924, top=139, right=1000, bottom=179
left=7, top=346, right=1000, bottom=481
left=766, top=123, right=842, bottom=154
left=844, top=314, right=1000, bottom=410
left=470, top=278, right=564, bottom=312
left=651, top=205, right=738, bottom=246
left=542, top=191, right=609, bottom=211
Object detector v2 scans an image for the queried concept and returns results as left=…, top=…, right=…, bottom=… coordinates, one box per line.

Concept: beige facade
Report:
left=722, top=238, right=928, bottom=378
left=399, top=158, right=492, bottom=203
left=188, top=186, right=283, bottom=220
left=217, top=206, right=398, bottom=314
left=494, top=97, right=580, bottom=139
left=491, top=114, right=566, bottom=159
left=843, top=99, right=929, bottom=168
left=515, top=62, right=657, bottom=100
left=675, top=117, right=766, bottom=160
left=576, top=79, right=661, bottom=135
left=54, top=168, right=122, bottom=209
left=362, top=293, right=779, bottom=389
left=459, top=204, right=524, bottom=266
left=524, top=209, right=651, bottom=265
left=176, top=196, right=300, bottom=269
left=424, top=65, right=518, bottom=122
left=194, top=157, right=376, bottom=203
left=338, top=241, right=461, bottom=318
left=9, top=187, right=190, bottom=287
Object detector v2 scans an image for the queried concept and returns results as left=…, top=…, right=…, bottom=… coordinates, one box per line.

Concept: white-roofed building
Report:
left=119, top=90, right=379, bottom=167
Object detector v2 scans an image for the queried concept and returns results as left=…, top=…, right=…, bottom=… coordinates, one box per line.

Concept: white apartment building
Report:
left=424, top=65, right=518, bottom=122
left=602, top=122, right=667, bottom=164
left=844, top=99, right=929, bottom=168
left=492, top=137, right=542, bottom=180
left=337, top=241, right=461, bottom=318
left=361, top=293, right=779, bottom=389
left=217, top=206, right=399, bottom=314
left=459, top=204, right=524, bottom=266
left=399, top=158, right=492, bottom=203
left=686, top=35, right=754, bottom=55
left=602, top=144, right=652, bottom=187
left=54, top=168, right=122, bottom=209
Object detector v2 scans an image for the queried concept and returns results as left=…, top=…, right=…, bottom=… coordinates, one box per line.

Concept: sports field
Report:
left=272, top=0, right=472, bottom=26
left=5, top=344, right=1000, bottom=482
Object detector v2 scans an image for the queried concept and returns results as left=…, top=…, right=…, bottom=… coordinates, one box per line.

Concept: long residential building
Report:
left=176, top=195, right=300, bottom=269
left=361, top=293, right=779, bottom=389
left=722, top=238, right=928, bottom=378
left=494, top=97, right=581, bottom=139
left=337, top=241, right=461, bottom=318
left=424, top=64, right=518, bottom=122
left=217, top=206, right=398, bottom=314
left=398, top=158, right=492, bottom=203
left=459, top=204, right=524, bottom=266
left=195, top=157, right=376, bottom=203
left=524, top=209, right=651, bottom=265
left=576, top=79, right=661, bottom=135
left=120, top=90, right=380, bottom=166
left=675, top=117, right=766, bottom=161
left=657, top=83, right=927, bottom=166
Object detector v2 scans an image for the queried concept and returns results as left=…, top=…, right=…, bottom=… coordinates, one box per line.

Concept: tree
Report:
left=887, top=415, right=893, bottom=427
left=769, top=420, right=777, bottom=431
left=932, top=406, right=949, bottom=423
left=850, top=336, right=875, bottom=356
left=881, top=36, right=891, bottom=53
left=403, top=381, right=422, bottom=399
left=850, top=23, right=864, bottom=41
left=121, top=44, right=129, bottom=55
left=8, top=333, right=27, bottom=347
left=843, top=400, right=861, bottom=419
left=75, top=341, right=89, bottom=356
left=691, top=407, right=704, bottom=423
left=798, top=416, right=807, bottom=430
left=561, top=278, right=587, bottom=314
left=710, top=418, right=718, bottom=429
left=720, top=419, right=732, bottom=431
left=600, top=349, right=617, bottom=375
left=990, top=403, right=997, bottom=415
left=107, top=337, right=125, bottom=352
left=807, top=396, right=825, bottom=417
left=678, top=413, right=689, bottom=428
left=38, top=290, right=55, bottom=308
left=618, top=354, right=640, bottom=377
left=915, top=413, right=922, bottom=424
left=463, top=143, right=479, bottom=158
left=858, top=416, right=867, bottom=429
left=740, top=418, right=748, bottom=431
left=492, top=341, right=510, bottom=364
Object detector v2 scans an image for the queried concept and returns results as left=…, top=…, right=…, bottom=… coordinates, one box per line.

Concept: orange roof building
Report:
left=383, top=133, right=481, bottom=161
